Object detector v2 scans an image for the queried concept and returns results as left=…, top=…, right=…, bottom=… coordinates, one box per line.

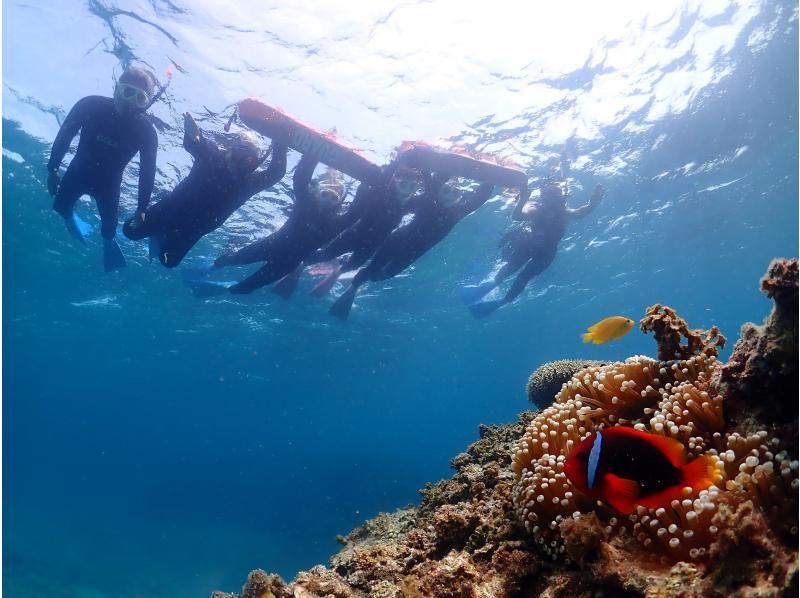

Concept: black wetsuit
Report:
left=49, top=96, right=158, bottom=239
left=122, top=129, right=288, bottom=268
left=496, top=195, right=595, bottom=303
left=309, top=161, right=406, bottom=272
left=351, top=178, right=494, bottom=287
left=216, top=154, right=363, bottom=294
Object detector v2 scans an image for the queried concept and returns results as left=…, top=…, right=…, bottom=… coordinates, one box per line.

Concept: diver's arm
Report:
left=512, top=189, right=533, bottom=221
left=247, top=142, right=288, bottom=195
left=48, top=96, right=100, bottom=172
left=566, top=184, right=604, bottom=218
left=181, top=112, right=219, bottom=161
left=292, top=153, right=319, bottom=210
left=136, top=122, right=159, bottom=211
left=335, top=182, right=370, bottom=228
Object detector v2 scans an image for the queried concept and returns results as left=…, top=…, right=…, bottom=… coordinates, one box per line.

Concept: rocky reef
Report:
left=214, top=259, right=798, bottom=598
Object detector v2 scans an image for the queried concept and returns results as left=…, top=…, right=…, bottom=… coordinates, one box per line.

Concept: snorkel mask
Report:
left=225, top=132, right=262, bottom=178
left=437, top=181, right=463, bottom=208
left=313, top=169, right=345, bottom=209
left=391, top=167, right=422, bottom=203
left=314, top=181, right=345, bottom=209
left=113, top=67, right=165, bottom=115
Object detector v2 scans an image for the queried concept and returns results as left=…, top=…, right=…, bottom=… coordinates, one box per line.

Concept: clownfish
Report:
left=582, top=316, right=635, bottom=344
left=564, top=427, right=717, bottom=514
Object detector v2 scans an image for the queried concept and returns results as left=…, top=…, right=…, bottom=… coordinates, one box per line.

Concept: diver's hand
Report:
left=47, top=170, right=60, bottom=197
left=591, top=184, right=605, bottom=204
left=128, top=208, right=147, bottom=230
left=183, top=112, right=200, bottom=143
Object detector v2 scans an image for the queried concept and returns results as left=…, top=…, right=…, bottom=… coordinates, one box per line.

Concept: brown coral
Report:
left=640, top=304, right=726, bottom=361
left=526, top=359, right=606, bottom=409
left=720, top=258, right=799, bottom=450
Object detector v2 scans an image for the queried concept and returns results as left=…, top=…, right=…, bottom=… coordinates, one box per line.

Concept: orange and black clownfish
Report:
left=564, top=427, right=717, bottom=514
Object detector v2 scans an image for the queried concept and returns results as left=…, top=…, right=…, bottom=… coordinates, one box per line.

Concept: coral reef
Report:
left=214, top=262, right=798, bottom=598
left=720, top=257, right=798, bottom=450
left=526, top=359, right=606, bottom=408
left=640, top=304, right=726, bottom=361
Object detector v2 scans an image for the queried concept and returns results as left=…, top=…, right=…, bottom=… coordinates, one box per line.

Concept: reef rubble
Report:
left=214, top=259, right=798, bottom=598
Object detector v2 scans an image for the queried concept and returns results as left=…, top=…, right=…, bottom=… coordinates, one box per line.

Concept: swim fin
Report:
left=103, top=238, right=127, bottom=272
left=188, top=280, right=232, bottom=298
left=310, top=263, right=342, bottom=297
left=148, top=236, right=162, bottom=262
left=459, top=281, right=497, bottom=305
left=65, top=214, right=93, bottom=245
left=271, top=266, right=302, bottom=300
left=468, top=299, right=503, bottom=319
left=180, top=260, right=216, bottom=282
left=329, top=285, right=357, bottom=320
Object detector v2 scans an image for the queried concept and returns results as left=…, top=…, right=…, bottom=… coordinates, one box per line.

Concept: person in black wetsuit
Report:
left=191, top=153, right=354, bottom=296
left=273, top=162, right=423, bottom=299
left=461, top=178, right=605, bottom=318
left=47, top=67, right=160, bottom=272
left=122, top=112, right=288, bottom=268
left=329, top=174, right=495, bottom=320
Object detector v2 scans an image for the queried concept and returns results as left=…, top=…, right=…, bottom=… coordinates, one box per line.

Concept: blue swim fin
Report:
left=459, top=281, right=497, bottom=305
left=103, top=238, right=127, bottom=272
left=64, top=214, right=93, bottom=245
left=329, top=285, right=357, bottom=320
left=468, top=299, right=503, bottom=319
left=188, top=280, right=232, bottom=298
left=180, top=260, right=216, bottom=282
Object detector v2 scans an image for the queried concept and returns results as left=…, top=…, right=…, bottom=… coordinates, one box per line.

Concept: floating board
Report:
left=238, top=98, right=381, bottom=183
left=397, top=142, right=528, bottom=194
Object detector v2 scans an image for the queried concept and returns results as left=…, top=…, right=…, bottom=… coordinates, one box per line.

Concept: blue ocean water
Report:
left=3, top=1, right=797, bottom=596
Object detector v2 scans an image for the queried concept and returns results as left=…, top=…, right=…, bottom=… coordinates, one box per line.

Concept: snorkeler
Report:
left=190, top=153, right=353, bottom=296
left=273, top=161, right=423, bottom=299
left=461, top=178, right=605, bottom=318
left=329, top=174, right=495, bottom=320
left=122, top=112, right=288, bottom=268
left=47, top=67, right=161, bottom=272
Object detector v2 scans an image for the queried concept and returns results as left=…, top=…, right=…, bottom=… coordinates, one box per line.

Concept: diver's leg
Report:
left=229, top=251, right=297, bottom=294
left=53, top=168, right=93, bottom=243
left=95, top=189, right=126, bottom=272
left=214, top=231, right=282, bottom=269
left=501, top=245, right=557, bottom=304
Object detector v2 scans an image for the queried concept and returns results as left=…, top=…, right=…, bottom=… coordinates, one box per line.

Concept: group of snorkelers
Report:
left=47, top=66, right=605, bottom=319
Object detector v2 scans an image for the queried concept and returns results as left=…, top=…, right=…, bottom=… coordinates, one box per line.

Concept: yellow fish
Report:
left=582, top=316, right=635, bottom=344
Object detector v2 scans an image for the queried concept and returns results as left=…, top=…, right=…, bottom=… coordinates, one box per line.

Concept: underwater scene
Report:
left=3, top=1, right=798, bottom=596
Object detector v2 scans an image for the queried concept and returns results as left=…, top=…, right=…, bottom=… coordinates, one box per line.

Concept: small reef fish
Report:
left=564, top=426, right=717, bottom=514
left=582, top=316, right=635, bottom=344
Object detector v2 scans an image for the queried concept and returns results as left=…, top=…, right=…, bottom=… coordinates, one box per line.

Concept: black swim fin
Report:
left=468, top=299, right=503, bottom=319
left=188, top=280, right=232, bottom=298
left=103, top=238, right=127, bottom=272
left=329, top=286, right=357, bottom=320
left=271, top=266, right=302, bottom=300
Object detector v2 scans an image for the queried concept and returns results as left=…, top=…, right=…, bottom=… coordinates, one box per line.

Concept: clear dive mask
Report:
left=114, top=82, right=151, bottom=111
left=437, top=184, right=463, bottom=207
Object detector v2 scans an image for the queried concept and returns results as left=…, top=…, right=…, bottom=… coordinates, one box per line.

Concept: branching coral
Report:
left=640, top=304, right=726, bottom=361
left=526, top=359, right=606, bottom=409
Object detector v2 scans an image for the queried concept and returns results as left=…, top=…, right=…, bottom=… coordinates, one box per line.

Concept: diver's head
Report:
left=312, top=170, right=345, bottom=210
left=436, top=180, right=463, bottom=208
left=224, top=132, right=262, bottom=178
left=390, top=166, right=422, bottom=204
left=114, top=67, right=157, bottom=115
left=539, top=179, right=566, bottom=205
